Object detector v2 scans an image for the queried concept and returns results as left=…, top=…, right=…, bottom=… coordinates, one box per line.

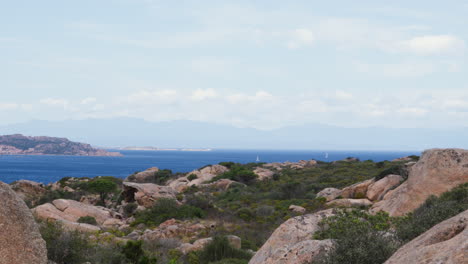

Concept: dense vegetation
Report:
left=313, top=183, right=468, bottom=264
left=32, top=155, right=468, bottom=264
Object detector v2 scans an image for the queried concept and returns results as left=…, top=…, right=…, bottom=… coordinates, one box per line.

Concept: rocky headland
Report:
left=0, top=134, right=122, bottom=156
left=0, top=148, right=467, bottom=264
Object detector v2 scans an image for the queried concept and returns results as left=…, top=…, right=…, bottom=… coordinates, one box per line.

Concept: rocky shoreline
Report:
left=0, top=134, right=122, bottom=156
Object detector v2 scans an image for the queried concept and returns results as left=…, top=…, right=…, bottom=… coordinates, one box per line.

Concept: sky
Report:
left=1, top=0, right=468, bottom=130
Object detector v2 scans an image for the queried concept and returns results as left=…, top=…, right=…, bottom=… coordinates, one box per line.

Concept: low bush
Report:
left=376, top=165, right=407, bottom=181
left=395, top=183, right=468, bottom=242
left=77, top=216, right=97, bottom=225
left=133, top=198, right=205, bottom=226
left=123, top=202, right=138, bottom=216
left=39, top=221, right=92, bottom=264
left=122, top=240, right=157, bottom=264
left=214, top=166, right=257, bottom=185
left=314, top=210, right=400, bottom=264
left=199, top=236, right=252, bottom=263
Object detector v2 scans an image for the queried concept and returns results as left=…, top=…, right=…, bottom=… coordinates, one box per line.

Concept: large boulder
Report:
left=326, top=198, right=372, bottom=207
left=32, top=199, right=119, bottom=232
left=385, top=209, right=468, bottom=264
left=316, top=188, right=341, bottom=202
left=340, top=179, right=375, bottom=199
left=168, top=165, right=229, bottom=192
left=122, top=182, right=177, bottom=208
left=0, top=181, right=47, bottom=264
left=249, top=209, right=334, bottom=264
left=366, top=174, right=403, bottom=201
left=125, top=167, right=159, bottom=183
left=254, top=167, right=275, bottom=180
left=10, top=180, right=47, bottom=206
left=372, top=149, right=468, bottom=216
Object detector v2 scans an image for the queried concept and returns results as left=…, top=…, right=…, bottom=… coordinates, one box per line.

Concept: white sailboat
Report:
left=325, top=152, right=329, bottom=159
left=256, top=155, right=260, bottom=162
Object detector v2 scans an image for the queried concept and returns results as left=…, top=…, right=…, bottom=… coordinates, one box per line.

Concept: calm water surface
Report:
left=0, top=149, right=419, bottom=184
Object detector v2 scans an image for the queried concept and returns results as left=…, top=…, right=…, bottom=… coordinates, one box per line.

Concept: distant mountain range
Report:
left=1, top=118, right=467, bottom=150
left=0, top=134, right=122, bottom=156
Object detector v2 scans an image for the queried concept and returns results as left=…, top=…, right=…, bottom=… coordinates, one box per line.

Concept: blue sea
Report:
left=0, top=149, right=419, bottom=184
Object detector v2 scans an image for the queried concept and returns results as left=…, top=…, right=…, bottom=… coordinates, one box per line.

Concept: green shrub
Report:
left=39, top=221, right=92, bottom=264
left=187, top=174, right=198, bottom=181
left=122, top=240, right=157, bottom=264
left=123, top=202, right=138, bottom=216
left=314, top=210, right=400, bottom=264
left=214, top=166, right=257, bottom=185
left=199, top=236, right=252, bottom=263
left=77, top=216, right=97, bottom=225
left=376, top=165, right=407, bottom=181
left=395, top=183, right=468, bottom=242
left=236, top=208, right=254, bottom=221
left=87, top=178, right=118, bottom=204
left=133, top=198, right=205, bottom=226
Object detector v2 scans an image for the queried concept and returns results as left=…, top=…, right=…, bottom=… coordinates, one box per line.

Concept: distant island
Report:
left=119, top=146, right=212, bottom=151
left=0, top=134, right=122, bottom=156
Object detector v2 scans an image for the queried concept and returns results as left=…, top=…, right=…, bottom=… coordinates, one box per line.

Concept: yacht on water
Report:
left=256, top=155, right=260, bottom=162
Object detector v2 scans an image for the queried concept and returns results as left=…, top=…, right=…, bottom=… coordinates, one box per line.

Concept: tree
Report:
left=87, top=178, right=117, bottom=204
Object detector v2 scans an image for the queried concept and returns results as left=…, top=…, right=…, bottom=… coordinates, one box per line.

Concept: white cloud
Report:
left=288, top=28, right=315, bottom=49
left=81, top=97, right=97, bottom=105
left=335, top=90, right=353, bottom=100
left=0, top=103, right=18, bottom=110
left=397, top=107, right=428, bottom=116
left=191, top=89, right=218, bottom=101
left=40, top=98, right=70, bottom=108
left=396, top=35, right=465, bottom=54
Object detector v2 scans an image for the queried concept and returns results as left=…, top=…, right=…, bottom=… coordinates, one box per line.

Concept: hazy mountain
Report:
left=1, top=118, right=466, bottom=150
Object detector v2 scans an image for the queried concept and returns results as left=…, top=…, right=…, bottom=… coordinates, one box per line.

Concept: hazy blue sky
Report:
left=1, top=0, right=467, bottom=129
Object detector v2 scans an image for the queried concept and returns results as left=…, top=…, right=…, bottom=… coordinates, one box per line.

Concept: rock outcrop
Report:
left=326, top=198, right=372, bottom=207
left=125, top=167, right=159, bottom=183
left=385, top=209, right=468, bottom=264
left=122, top=182, right=178, bottom=208
left=0, top=134, right=122, bottom=156
left=366, top=174, right=403, bottom=201
left=33, top=199, right=122, bottom=232
left=0, top=181, right=47, bottom=264
left=168, top=165, right=228, bottom=192
left=316, top=188, right=341, bottom=202
left=10, top=179, right=47, bottom=206
left=249, top=209, right=334, bottom=264
left=254, top=167, right=275, bottom=180
left=372, top=149, right=468, bottom=216
left=340, top=179, right=375, bottom=198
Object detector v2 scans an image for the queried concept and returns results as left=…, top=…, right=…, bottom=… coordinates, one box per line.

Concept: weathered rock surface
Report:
left=0, top=181, right=47, bottom=264
left=385, top=209, right=468, bottom=264
left=366, top=174, right=403, bottom=201
left=10, top=179, right=47, bottom=206
left=33, top=199, right=120, bottom=231
left=316, top=188, right=341, bottom=202
left=372, top=149, right=468, bottom=216
left=326, top=198, right=373, bottom=207
left=340, top=179, right=375, bottom=199
left=263, top=160, right=317, bottom=171
left=140, top=219, right=212, bottom=242
left=249, top=209, right=334, bottom=264
left=122, top=182, right=177, bottom=208
left=168, top=165, right=229, bottom=192
left=254, top=167, right=275, bottom=180
left=125, top=167, right=159, bottom=183
left=289, top=205, right=306, bottom=214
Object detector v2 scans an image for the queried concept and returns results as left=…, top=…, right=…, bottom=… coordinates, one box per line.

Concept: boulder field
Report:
left=249, top=148, right=468, bottom=264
